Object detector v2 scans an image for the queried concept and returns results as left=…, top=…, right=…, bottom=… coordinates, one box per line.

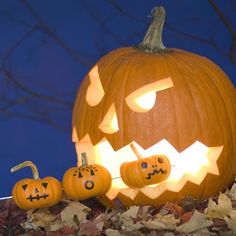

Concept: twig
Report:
left=208, top=0, right=236, bottom=66
left=20, top=0, right=92, bottom=66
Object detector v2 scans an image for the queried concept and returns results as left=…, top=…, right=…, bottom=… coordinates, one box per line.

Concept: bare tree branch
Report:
left=106, top=0, right=147, bottom=24
left=166, top=23, right=229, bottom=58
left=79, top=0, right=126, bottom=46
left=1, top=28, right=36, bottom=65
left=0, top=96, right=34, bottom=113
left=208, top=0, right=236, bottom=65
left=0, top=67, right=73, bottom=107
left=106, top=0, right=236, bottom=66
left=20, top=0, right=92, bottom=67
left=0, top=109, right=70, bottom=132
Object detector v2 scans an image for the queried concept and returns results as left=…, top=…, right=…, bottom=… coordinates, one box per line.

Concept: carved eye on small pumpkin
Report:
left=22, top=184, right=28, bottom=191
left=42, top=183, right=48, bottom=189
left=125, top=77, right=174, bottom=112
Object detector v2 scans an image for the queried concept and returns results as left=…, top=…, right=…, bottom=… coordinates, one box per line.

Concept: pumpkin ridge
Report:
left=196, top=56, right=233, bottom=144
left=172, top=51, right=225, bottom=147
left=199, top=56, right=236, bottom=142
left=196, top=56, right=236, bottom=187
left=120, top=50, right=146, bottom=146
left=157, top=53, right=181, bottom=150
left=171, top=52, right=206, bottom=145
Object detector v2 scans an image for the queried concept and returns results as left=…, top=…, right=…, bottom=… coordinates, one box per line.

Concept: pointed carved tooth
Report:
left=72, top=126, right=79, bottom=142
left=120, top=189, right=139, bottom=200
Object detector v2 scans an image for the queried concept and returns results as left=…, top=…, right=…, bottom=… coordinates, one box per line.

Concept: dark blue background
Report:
left=0, top=0, right=235, bottom=197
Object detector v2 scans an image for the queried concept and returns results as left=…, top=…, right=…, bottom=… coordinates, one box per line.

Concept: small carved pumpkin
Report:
left=120, top=144, right=171, bottom=188
left=11, top=161, right=62, bottom=210
left=62, top=153, right=112, bottom=200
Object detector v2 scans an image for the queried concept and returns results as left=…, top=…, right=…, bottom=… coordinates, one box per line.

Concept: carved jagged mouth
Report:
left=27, top=194, right=49, bottom=202
left=146, top=168, right=166, bottom=180
left=75, top=136, right=223, bottom=199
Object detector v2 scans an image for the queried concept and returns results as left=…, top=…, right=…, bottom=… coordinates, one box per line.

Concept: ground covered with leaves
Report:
left=1, top=184, right=236, bottom=236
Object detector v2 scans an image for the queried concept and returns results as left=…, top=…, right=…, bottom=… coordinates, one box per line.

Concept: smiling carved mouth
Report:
left=27, top=194, right=49, bottom=202
left=74, top=134, right=223, bottom=200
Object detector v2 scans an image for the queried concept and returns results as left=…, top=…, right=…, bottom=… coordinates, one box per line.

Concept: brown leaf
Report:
left=180, top=211, right=193, bottom=223
left=79, top=220, right=101, bottom=236
left=60, top=225, right=76, bottom=234
left=22, top=209, right=58, bottom=231
left=176, top=210, right=213, bottom=234
left=60, top=201, right=90, bottom=229
left=161, top=202, right=184, bottom=218
left=142, top=213, right=179, bottom=230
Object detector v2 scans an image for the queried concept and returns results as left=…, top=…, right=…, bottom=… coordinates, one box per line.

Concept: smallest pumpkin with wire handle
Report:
left=11, top=161, right=63, bottom=210
left=62, top=152, right=112, bottom=201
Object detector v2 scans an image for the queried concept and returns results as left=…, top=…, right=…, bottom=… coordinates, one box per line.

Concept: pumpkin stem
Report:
left=136, top=6, right=168, bottom=53
left=130, top=143, right=143, bottom=160
left=11, top=161, right=39, bottom=179
left=81, top=152, right=88, bottom=167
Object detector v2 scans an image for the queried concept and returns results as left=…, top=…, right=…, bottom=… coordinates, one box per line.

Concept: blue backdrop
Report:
left=0, top=0, right=235, bottom=197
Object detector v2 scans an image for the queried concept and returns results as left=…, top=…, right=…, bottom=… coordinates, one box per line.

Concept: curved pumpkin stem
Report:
left=137, top=6, right=168, bottom=53
left=81, top=152, right=88, bottom=167
left=130, top=143, right=143, bottom=160
left=11, top=161, right=39, bottom=179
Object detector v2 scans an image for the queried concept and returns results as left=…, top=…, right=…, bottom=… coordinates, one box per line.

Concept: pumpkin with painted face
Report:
left=120, top=144, right=171, bottom=188
left=11, top=161, right=62, bottom=210
left=62, top=153, right=112, bottom=200
left=72, top=7, right=236, bottom=207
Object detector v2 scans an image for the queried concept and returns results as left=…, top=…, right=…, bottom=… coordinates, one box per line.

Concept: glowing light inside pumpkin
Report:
left=125, top=77, right=174, bottom=112
left=134, top=92, right=156, bottom=111
left=74, top=135, right=223, bottom=199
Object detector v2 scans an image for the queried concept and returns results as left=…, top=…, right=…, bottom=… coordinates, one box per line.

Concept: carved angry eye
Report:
left=22, top=184, right=28, bottom=191
left=42, top=183, right=48, bottom=189
left=86, top=65, right=105, bottom=106
left=125, top=77, right=174, bottom=112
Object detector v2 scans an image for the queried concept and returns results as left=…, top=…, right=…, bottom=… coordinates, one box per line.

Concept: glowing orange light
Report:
left=74, top=136, right=223, bottom=200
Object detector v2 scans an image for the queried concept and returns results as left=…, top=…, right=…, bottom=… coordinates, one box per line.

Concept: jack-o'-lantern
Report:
left=72, top=6, right=236, bottom=207
left=11, top=161, right=62, bottom=210
left=62, top=152, right=112, bottom=200
left=120, top=144, right=171, bottom=188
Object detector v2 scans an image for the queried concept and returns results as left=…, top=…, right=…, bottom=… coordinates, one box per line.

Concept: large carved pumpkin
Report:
left=72, top=7, right=236, bottom=207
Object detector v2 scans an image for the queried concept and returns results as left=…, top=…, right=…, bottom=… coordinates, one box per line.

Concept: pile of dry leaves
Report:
left=1, top=183, right=236, bottom=236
